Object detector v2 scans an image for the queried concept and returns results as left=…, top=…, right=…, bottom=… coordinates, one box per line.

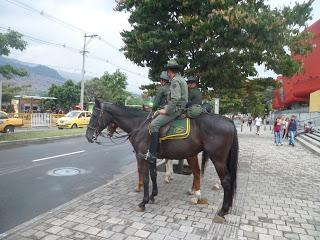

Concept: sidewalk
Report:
left=1, top=132, right=320, bottom=240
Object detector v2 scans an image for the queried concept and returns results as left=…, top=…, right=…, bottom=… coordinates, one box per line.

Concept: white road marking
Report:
left=32, top=150, right=86, bottom=162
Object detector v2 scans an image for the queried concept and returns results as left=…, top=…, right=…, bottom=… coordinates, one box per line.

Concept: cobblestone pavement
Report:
left=1, top=131, right=319, bottom=240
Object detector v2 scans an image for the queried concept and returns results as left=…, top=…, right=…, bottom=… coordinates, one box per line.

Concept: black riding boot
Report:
left=145, top=132, right=159, bottom=164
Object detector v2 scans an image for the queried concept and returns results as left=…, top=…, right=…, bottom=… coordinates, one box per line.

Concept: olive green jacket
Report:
left=164, top=73, right=188, bottom=114
left=152, top=83, right=170, bottom=111
left=188, top=88, right=203, bottom=105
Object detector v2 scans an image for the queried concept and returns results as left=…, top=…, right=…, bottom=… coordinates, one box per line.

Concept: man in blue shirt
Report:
left=287, top=115, right=297, bottom=147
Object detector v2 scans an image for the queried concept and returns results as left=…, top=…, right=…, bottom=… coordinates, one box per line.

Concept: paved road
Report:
left=0, top=136, right=136, bottom=234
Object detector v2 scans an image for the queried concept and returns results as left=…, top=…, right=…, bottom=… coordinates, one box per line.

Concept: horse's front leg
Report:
left=136, top=161, right=150, bottom=212
left=135, top=156, right=143, bottom=192
left=149, top=162, right=158, bottom=204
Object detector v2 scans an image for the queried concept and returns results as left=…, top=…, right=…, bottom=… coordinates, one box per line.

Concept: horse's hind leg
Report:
left=149, top=162, right=158, bottom=204
left=164, top=159, right=173, bottom=183
left=135, top=156, right=143, bottom=192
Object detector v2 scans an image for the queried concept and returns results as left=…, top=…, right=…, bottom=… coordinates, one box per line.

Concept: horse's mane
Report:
left=102, top=102, right=149, bottom=118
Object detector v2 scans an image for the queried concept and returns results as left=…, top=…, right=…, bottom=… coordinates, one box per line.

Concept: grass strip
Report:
left=0, top=128, right=86, bottom=142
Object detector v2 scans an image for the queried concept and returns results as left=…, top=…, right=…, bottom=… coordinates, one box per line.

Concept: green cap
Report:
left=160, top=71, right=170, bottom=81
left=164, top=59, right=181, bottom=70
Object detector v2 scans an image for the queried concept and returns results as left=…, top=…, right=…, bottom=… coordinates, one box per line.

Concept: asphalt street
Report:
left=0, top=136, right=136, bottom=234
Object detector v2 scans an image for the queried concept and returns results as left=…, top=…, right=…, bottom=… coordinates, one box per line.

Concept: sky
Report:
left=0, top=0, right=319, bottom=94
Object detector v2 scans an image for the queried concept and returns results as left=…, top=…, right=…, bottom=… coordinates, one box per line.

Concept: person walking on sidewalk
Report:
left=287, top=115, right=297, bottom=147
left=254, top=115, right=262, bottom=135
left=273, top=117, right=282, bottom=146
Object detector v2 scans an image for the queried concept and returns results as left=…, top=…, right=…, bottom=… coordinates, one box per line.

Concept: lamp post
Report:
left=80, top=33, right=98, bottom=110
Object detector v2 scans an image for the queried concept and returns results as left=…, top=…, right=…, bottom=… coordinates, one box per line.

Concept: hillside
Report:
left=0, top=56, right=78, bottom=95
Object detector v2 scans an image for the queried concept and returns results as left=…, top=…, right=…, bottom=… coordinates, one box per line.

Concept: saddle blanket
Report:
left=149, top=118, right=191, bottom=141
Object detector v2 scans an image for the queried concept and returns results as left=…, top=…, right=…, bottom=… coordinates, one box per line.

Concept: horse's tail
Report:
left=201, top=151, right=209, bottom=176
left=227, top=125, right=239, bottom=205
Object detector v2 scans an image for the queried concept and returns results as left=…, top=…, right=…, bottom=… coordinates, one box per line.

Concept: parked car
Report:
left=56, top=110, right=92, bottom=129
left=0, top=111, right=24, bottom=133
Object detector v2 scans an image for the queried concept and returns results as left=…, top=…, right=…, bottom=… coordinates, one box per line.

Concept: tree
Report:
left=0, top=30, right=27, bottom=78
left=116, top=0, right=314, bottom=93
left=0, top=30, right=28, bottom=109
left=47, top=80, right=80, bottom=111
left=85, top=69, right=129, bottom=104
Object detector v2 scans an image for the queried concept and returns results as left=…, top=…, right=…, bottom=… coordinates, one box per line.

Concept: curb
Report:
left=0, top=134, right=85, bottom=147
left=0, top=159, right=165, bottom=239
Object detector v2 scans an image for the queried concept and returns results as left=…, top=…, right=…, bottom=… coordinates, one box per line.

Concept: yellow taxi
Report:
left=56, top=110, right=92, bottom=129
left=0, top=111, right=24, bottom=133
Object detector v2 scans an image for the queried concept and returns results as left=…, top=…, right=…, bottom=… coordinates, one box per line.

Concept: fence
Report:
left=7, top=113, right=65, bottom=128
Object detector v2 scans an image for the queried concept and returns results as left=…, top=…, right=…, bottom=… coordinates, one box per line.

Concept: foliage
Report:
left=116, top=0, right=314, bottom=100
left=1, top=83, right=31, bottom=103
left=47, top=80, right=80, bottom=110
left=85, top=69, right=129, bottom=104
left=0, top=31, right=28, bottom=79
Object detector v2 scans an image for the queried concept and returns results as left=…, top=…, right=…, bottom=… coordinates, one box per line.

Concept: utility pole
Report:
left=80, top=33, right=98, bottom=110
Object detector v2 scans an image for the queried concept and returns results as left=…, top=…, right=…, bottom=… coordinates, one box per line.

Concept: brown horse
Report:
left=106, top=120, right=205, bottom=204
left=86, top=99, right=238, bottom=223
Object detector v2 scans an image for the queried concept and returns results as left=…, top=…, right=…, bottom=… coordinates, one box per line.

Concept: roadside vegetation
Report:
left=0, top=128, right=86, bottom=142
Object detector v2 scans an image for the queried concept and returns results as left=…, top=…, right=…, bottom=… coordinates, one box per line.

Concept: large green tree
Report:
left=116, top=0, right=314, bottom=96
left=47, top=80, right=80, bottom=110
left=0, top=30, right=28, bottom=109
left=0, top=31, right=27, bottom=78
left=85, top=69, right=129, bottom=104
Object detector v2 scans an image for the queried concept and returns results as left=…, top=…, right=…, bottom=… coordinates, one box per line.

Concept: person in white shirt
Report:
left=254, top=116, right=262, bottom=135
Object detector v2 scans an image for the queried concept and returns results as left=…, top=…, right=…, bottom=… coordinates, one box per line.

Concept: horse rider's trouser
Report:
left=149, top=111, right=181, bottom=133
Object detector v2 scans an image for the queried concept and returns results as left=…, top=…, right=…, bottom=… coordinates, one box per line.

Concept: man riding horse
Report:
left=145, top=59, right=188, bottom=164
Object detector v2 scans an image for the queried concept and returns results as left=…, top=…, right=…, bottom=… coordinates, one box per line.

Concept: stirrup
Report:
left=144, top=151, right=157, bottom=164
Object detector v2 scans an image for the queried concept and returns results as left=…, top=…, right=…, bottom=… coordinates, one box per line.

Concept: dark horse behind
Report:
left=86, top=99, right=239, bottom=223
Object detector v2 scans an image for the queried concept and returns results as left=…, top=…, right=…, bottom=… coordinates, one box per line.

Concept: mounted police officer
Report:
left=152, top=71, right=170, bottom=111
left=145, top=59, right=188, bottom=164
left=186, top=76, right=203, bottom=106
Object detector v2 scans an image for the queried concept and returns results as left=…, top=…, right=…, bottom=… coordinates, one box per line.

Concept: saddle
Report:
left=149, top=117, right=191, bottom=142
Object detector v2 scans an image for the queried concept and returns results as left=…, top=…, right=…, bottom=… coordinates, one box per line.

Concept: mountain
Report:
left=0, top=56, right=76, bottom=95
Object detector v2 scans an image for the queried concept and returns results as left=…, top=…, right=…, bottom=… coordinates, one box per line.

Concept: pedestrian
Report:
left=145, top=59, right=188, bottom=164
left=273, top=117, right=282, bottom=146
left=248, top=117, right=253, bottom=128
left=254, top=115, right=262, bottom=135
left=282, top=117, right=289, bottom=139
left=287, top=115, right=297, bottom=147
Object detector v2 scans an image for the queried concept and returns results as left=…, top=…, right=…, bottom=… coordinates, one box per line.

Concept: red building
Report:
left=272, top=19, right=320, bottom=109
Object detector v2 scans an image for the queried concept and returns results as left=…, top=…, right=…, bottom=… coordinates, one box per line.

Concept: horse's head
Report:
left=86, top=99, right=114, bottom=143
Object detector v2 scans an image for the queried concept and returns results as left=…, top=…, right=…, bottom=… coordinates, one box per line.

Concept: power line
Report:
left=0, top=26, right=148, bottom=79
left=4, top=0, right=120, bottom=51
left=0, top=26, right=81, bottom=53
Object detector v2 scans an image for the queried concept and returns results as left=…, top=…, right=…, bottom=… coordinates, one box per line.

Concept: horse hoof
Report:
left=190, top=197, right=198, bottom=205
left=150, top=199, right=155, bottom=204
left=212, top=183, right=220, bottom=191
left=134, top=206, right=145, bottom=212
left=134, top=187, right=141, bottom=192
left=197, top=197, right=208, bottom=205
left=213, top=215, right=225, bottom=224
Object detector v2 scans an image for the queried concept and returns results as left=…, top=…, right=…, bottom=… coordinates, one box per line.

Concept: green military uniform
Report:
left=188, top=88, right=203, bottom=105
left=152, top=83, right=170, bottom=111
left=150, top=72, right=188, bottom=133
left=145, top=60, right=188, bottom=163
